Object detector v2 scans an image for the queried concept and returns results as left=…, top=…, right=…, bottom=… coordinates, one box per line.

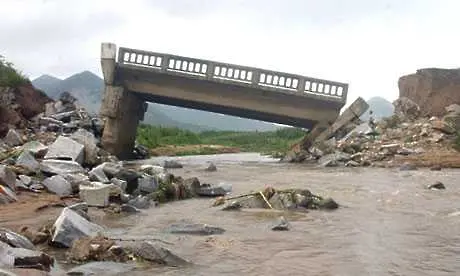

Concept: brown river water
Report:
left=70, top=154, right=460, bottom=275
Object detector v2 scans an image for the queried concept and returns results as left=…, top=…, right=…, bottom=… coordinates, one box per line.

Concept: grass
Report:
left=454, top=132, right=460, bottom=151
left=136, top=124, right=306, bottom=156
left=0, top=55, right=30, bottom=87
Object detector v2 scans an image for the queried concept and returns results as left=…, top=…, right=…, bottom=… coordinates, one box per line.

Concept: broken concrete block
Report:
left=70, top=129, right=99, bottom=165
left=51, top=207, right=104, bottom=248
left=88, top=164, right=110, bottom=183
left=42, top=175, right=73, bottom=196
left=0, top=185, right=17, bottom=203
left=0, top=165, right=16, bottom=191
left=0, top=228, right=35, bottom=250
left=110, top=178, right=127, bottom=193
left=138, top=175, right=158, bottom=194
left=15, top=151, right=40, bottom=172
left=0, top=241, right=54, bottom=271
left=79, top=182, right=111, bottom=207
left=21, top=141, right=48, bottom=158
left=44, top=136, right=84, bottom=164
left=4, top=129, right=23, bottom=147
left=40, top=160, right=85, bottom=175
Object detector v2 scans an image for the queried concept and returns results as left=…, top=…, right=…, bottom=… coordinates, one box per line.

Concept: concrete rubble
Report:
left=284, top=99, right=460, bottom=168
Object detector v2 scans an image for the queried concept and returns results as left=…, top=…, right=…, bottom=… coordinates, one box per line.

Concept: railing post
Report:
left=251, top=70, right=260, bottom=86
left=160, top=54, right=169, bottom=72
left=206, top=62, right=215, bottom=80
left=297, top=77, right=306, bottom=93
left=341, top=84, right=349, bottom=103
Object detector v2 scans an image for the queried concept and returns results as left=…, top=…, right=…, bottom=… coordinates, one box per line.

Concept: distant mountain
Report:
left=361, top=96, right=394, bottom=120
left=32, top=71, right=279, bottom=132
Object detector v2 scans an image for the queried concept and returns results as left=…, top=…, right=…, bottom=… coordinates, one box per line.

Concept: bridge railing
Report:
left=117, top=47, right=348, bottom=103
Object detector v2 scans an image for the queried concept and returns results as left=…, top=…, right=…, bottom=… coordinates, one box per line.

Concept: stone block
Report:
left=44, top=136, right=84, bottom=164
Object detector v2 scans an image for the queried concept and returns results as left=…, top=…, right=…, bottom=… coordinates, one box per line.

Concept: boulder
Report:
left=138, top=175, right=159, bottom=194
left=221, top=201, right=242, bottom=211
left=70, top=129, right=100, bottom=165
left=140, top=164, right=165, bottom=176
left=114, top=169, right=140, bottom=194
left=0, top=185, right=17, bottom=203
left=163, top=160, right=183, bottom=169
left=101, top=162, right=123, bottom=178
left=196, top=184, right=226, bottom=197
left=0, top=228, right=35, bottom=250
left=62, top=173, right=90, bottom=193
left=122, top=241, right=190, bottom=267
left=88, top=164, right=110, bottom=183
left=318, top=152, right=351, bottom=167
left=44, top=136, right=84, bottom=164
left=0, top=165, right=16, bottom=191
left=271, top=216, right=290, bottom=231
left=165, top=222, right=225, bottom=236
left=127, top=195, right=152, bottom=209
left=22, top=141, right=48, bottom=158
left=315, top=198, right=339, bottom=210
left=393, top=97, right=420, bottom=119
left=51, top=208, right=104, bottom=248
left=427, top=181, right=446, bottom=190
left=15, top=151, right=40, bottom=172
left=431, top=119, right=455, bottom=134
left=204, top=163, right=217, bottom=172
left=79, top=182, right=111, bottom=207
left=120, top=204, right=140, bottom=213
left=40, top=160, right=85, bottom=175
left=111, top=178, right=127, bottom=193
left=0, top=241, right=54, bottom=272
left=66, top=261, right=135, bottom=275
left=4, top=129, right=23, bottom=147
left=42, top=175, right=73, bottom=196
left=17, top=175, right=32, bottom=187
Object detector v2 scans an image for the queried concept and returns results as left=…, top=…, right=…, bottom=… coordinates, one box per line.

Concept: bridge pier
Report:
left=99, top=43, right=146, bottom=159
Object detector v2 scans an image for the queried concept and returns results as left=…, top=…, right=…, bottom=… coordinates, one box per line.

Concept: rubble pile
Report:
left=286, top=100, right=460, bottom=168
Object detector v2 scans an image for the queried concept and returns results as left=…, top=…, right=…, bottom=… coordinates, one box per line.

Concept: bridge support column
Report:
left=100, top=86, right=145, bottom=159
left=99, top=42, right=146, bottom=159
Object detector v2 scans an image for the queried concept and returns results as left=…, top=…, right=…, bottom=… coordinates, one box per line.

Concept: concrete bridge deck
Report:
left=99, top=43, right=350, bottom=158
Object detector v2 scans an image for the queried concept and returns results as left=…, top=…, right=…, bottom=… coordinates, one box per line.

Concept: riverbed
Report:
left=113, top=153, right=460, bottom=275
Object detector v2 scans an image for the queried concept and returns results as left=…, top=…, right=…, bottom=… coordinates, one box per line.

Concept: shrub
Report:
left=0, top=55, right=29, bottom=87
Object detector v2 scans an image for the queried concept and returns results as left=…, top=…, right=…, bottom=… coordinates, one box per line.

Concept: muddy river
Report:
left=92, top=153, right=460, bottom=276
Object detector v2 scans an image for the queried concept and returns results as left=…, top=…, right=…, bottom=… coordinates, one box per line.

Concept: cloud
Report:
left=1, top=0, right=460, bottom=105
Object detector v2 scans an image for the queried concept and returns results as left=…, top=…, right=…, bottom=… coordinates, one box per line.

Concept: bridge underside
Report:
left=99, top=43, right=348, bottom=158
left=116, top=65, right=343, bottom=129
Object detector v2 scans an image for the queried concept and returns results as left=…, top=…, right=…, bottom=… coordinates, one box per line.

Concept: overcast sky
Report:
left=2, top=0, right=460, bottom=104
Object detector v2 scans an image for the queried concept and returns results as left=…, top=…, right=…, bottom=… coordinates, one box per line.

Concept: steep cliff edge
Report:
left=398, top=68, right=460, bottom=116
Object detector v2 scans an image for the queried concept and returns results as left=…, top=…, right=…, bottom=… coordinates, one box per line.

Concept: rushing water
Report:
left=110, top=154, right=459, bottom=275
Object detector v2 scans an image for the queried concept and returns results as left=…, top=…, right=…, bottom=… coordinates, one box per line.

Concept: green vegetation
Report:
left=0, top=55, right=29, bottom=87
left=136, top=124, right=306, bottom=155
left=454, top=132, right=460, bottom=151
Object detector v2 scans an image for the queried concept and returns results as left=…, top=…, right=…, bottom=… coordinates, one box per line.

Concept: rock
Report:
left=40, top=160, right=85, bottom=175
left=122, top=241, right=190, bottom=267
left=133, top=144, right=150, bottom=159
left=138, top=175, right=158, bottom=194
left=316, top=198, right=339, bottom=210
left=51, top=208, right=104, bottom=248
left=140, top=164, right=165, bottom=176
left=204, top=162, right=217, bottom=172
left=443, top=113, right=460, bottom=132
left=79, top=182, right=111, bottom=207
left=101, top=162, right=123, bottom=178
left=120, top=204, right=140, bottom=213
left=4, top=129, right=23, bottom=147
left=0, top=228, right=35, bottom=250
left=445, top=104, right=460, bottom=114
left=196, top=184, right=226, bottom=197
left=165, top=222, right=225, bottom=235
left=68, top=202, right=89, bottom=214
left=68, top=235, right=127, bottom=263
left=59, top=91, right=77, bottom=104
left=17, top=175, right=32, bottom=187
left=88, top=165, right=110, bottom=183
left=430, top=165, right=442, bottom=171
left=319, top=152, right=351, bottom=167
left=393, top=96, right=421, bottom=120
left=0, top=241, right=54, bottom=272
left=42, top=175, right=73, bottom=196
left=66, top=261, right=135, bottom=276
left=271, top=216, right=290, bottom=231
left=62, top=173, right=89, bottom=193
left=0, top=165, right=16, bottom=191
left=127, top=195, right=152, bottom=209
left=0, top=185, right=17, bottom=203
left=50, top=111, right=75, bottom=122
left=70, top=129, right=100, bottom=165
left=110, top=178, right=127, bottom=193
left=183, top=177, right=201, bottom=197
left=399, top=162, right=418, bottom=171
left=427, top=181, right=446, bottom=190
left=431, top=119, right=455, bottom=134
left=114, top=169, right=140, bottom=194
left=44, top=136, right=84, bottom=164
left=345, top=160, right=360, bottom=167
left=15, top=151, right=40, bottom=172
left=221, top=201, right=242, bottom=211
left=18, top=227, right=48, bottom=245
left=163, top=160, right=183, bottom=169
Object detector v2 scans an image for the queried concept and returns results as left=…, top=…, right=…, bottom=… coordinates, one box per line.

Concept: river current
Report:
left=106, top=153, right=459, bottom=275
